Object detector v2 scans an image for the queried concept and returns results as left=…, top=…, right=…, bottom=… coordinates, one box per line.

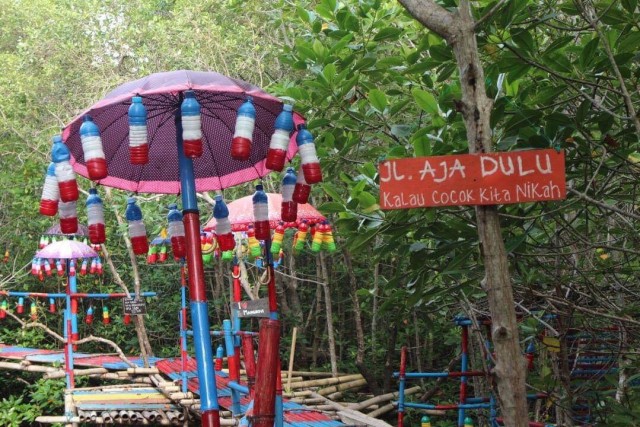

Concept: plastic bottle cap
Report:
left=283, top=104, right=293, bottom=111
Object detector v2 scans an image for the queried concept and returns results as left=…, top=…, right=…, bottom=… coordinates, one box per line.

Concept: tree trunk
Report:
left=319, top=252, right=338, bottom=377
left=398, top=1, right=528, bottom=424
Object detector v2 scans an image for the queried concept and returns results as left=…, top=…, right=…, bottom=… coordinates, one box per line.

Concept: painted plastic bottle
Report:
left=86, top=188, right=106, bottom=244
left=102, top=306, right=110, bottom=325
left=49, top=298, right=56, bottom=314
left=270, top=223, right=286, bottom=255
left=252, top=184, right=270, bottom=241
left=58, top=201, right=78, bottom=234
left=231, top=97, right=255, bottom=160
left=80, top=115, right=108, bottom=180
left=421, top=415, right=431, bottom=427
left=181, top=90, right=203, bottom=158
left=281, top=167, right=298, bottom=222
left=80, top=259, right=88, bottom=275
left=17, top=297, right=24, bottom=314
left=85, top=306, right=94, bottom=324
left=247, top=226, right=262, bottom=258
left=214, top=195, right=235, bottom=252
left=0, top=301, right=6, bottom=319
left=40, top=163, right=60, bottom=216
left=464, top=417, right=474, bottom=427
left=294, top=221, right=309, bottom=252
left=167, top=204, right=187, bottom=259
left=311, top=224, right=324, bottom=252
left=52, top=135, right=79, bottom=202
left=323, top=223, right=337, bottom=252
left=265, top=104, right=294, bottom=171
left=292, top=165, right=311, bottom=204
left=125, top=198, right=148, bottom=255
left=296, top=124, right=322, bottom=184
left=215, top=344, right=224, bottom=371
left=30, top=302, right=37, bottom=320
left=128, top=96, right=149, bottom=164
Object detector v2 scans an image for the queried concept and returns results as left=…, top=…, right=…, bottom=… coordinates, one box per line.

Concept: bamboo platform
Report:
left=0, top=344, right=392, bottom=426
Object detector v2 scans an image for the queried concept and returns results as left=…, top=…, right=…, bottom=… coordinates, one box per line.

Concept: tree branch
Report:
left=398, top=0, right=457, bottom=39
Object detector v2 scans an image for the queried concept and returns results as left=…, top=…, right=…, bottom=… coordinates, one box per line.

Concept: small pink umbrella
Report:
left=36, top=239, right=98, bottom=260
left=203, top=192, right=325, bottom=232
left=44, top=223, right=89, bottom=237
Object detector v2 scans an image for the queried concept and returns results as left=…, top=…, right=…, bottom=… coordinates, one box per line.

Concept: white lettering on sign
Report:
left=419, top=159, right=466, bottom=182
left=480, top=153, right=553, bottom=178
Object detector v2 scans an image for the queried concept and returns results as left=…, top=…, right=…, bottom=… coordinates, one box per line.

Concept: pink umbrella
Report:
left=36, top=239, right=98, bottom=260
left=203, top=193, right=325, bottom=232
left=44, top=223, right=89, bottom=237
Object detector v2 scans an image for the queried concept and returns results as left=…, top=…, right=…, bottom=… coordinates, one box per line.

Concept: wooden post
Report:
left=286, top=327, right=298, bottom=392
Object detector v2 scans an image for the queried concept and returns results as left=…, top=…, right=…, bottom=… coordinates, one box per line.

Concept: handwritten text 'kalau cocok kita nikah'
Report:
left=379, top=149, right=566, bottom=209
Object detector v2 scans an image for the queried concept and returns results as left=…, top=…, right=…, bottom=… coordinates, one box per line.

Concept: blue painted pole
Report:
left=180, top=264, right=188, bottom=394
left=223, top=319, right=242, bottom=416
left=69, top=272, right=79, bottom=346
left=176, top=107, right=220, bottom=427
left=459, top=325, right=469, bottom=427
left=264, top=237, right=283, bottom=427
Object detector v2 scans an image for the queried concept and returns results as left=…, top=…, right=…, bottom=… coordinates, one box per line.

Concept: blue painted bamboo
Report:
left=223, top=319, right=241, bottom=416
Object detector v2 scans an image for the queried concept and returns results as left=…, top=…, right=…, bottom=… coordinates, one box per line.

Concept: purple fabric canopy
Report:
left=36, top=239, right=98, bottom=260
left=61, top=70, right=303, bottom=193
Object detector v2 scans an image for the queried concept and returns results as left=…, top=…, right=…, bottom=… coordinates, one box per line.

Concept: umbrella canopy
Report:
left=35, top=239, right=98, bottom=260
left=204, top=192, right=325, bottom=232
left=43, top=223, right=89, bottom=237
left=61, top=70, right=304, bottom=193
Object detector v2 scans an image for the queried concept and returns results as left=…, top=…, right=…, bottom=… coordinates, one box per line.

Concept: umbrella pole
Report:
left=176, top=112, right=221, bottom=427
left=267, top=239, right=284, bottom=427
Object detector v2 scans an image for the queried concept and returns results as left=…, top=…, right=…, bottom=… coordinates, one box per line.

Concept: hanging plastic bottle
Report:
left=39, top=236, right=47, bottom=249
left=59, top=201, right=78, bottom=234
left=158, top=245, right=168, bottom=262
left=292, top=166, right=311, bottom=204
left=281, top=168, right=298, bottom=222
left=252, top=184, right=270, bottom=241
left=265, top=104, right=294, bottom=171
left=181, top=90, right=203, bottom=158
left=43, top=258, right=52, bottom=276
left=128, top=96, right=149, bottom=165
left=102, top=306, right=110, bottom=325
left=80, top=115, right=108, bottom=180
left=146, top=245, right=158, bottom=264
left=167, top=204, right=187, bottom=259
left=51, top=135, right=79, bottom=202
left=125, top=197, right=148, bottom=255
left=85, top=306, right=94, bottom=325
left=31, top=258, right=39, bottom=276
left=213, top=195, right=235, bottom=252
left=311, top=224, right=324, bottom=253
left=464, top=417, right=474, bottom=427
left=86, top=188, right=106, bottom=244
left=296, top=124, right=322, bottom=184
left=231, top=97, right=256, bottom=161
left=421, top=415, right=432, bottom=427
left=69, top=259, right=76, bottom=276
left=247, top=226, right=262, bottom=258
left=49, top=298, right=56, bottom=314
left=17, top=297, right=24, bottom=314
left=294, top=221, right=309, bottom=252
left=95, top=257, right=103, bottom=275
left=90, top=258, right=97, bottom=274
left=222, top=250, right=234, bottom=261
left=525, top=341, right=535, bottom=371
left=40, top=163, right=60, bottom=216
left=30, top=301, right=37, bottom=320
left=0, top=300, right=6, bottom=319
left=80, top=259, right=88, bottom=275
left=201, top=233, right=215, bottom=264
left=322, top=223, right=337, bottom=253
left=123, top=314, right=131, bottom=325
left=270, top=223, right=286, bottom=255
left=215, top=344, right=224, bottom=371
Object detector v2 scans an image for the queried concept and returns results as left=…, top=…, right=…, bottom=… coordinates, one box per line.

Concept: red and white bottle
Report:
left=80, top=115, right=108, bottom=180
left=125, top=197, right=148, bottom=255
left=281, top=167, right=298, bottom=222
left=181, top=90, right=203, bottom=158
left=167, top=204, right=187, bottom=259
left=51, top=135, right=79, bottom=202
left=295, top=124, right=322, bottom=184
left=58, top=200, right=78, bottom=234
left=86, top=188, right=106, bottom=244
left=265, top=104, right=294, bottom=172
left=252, top=184, right=270, bottom=241
left=293, top=166, right=311, bottom=204
left=231, top=97, right=256, bottom=161
left=128, top=96, right=149, bottom=165
left=213, top=195, right=235, bottom=252
left=39, top=163, right=59, bottom=216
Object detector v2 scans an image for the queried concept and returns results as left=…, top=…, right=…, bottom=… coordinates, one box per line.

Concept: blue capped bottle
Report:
left=296, top=124, right=322, bottom=184
left=51, top=135, right=79, bottom=202
left=181, top=90, right=203, bottom=158
left=213, top=195, right=235, bottom=252
left=39, top=162, right=59, bottom=216
left=281, top=167, right=298, bottom=222
left=266, top=104, right=294, bottom=171
left=167, top=204, right=186, bottom=259
left=231, top=97, right=256, bottom=161
left=252, top=184, right=270, bottom=241
left=80, top=115, right=108, bottom=180
left=125, top=198, right=148, bottom=255
left=128, top=96, right=149, bottom=165
left=86, top=188, right=106, bottom=244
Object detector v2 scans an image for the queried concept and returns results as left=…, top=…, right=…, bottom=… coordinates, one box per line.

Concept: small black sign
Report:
left=232, top=298, right=270, bottom=318
left=123, top=297, right=147, bottom=315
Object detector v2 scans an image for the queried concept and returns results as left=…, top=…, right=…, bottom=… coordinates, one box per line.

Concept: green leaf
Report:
left=322, top=63, right=337, bottom=85
left=413, top=137, right=431, bottom=157
left=373, top=27, right=402, bottom=42
left=511, top=28, right=535, bottom=54
left=412, top=89, right=439, bottom=115
left=368, top=89, right=387, bottom=113
left=580, top=37, right=600, bottom=68
left=617, top=31, right=640, bottom=53
left=621, top=0, right=638, bottom=13
left=320, top=202, right=345, bottom=213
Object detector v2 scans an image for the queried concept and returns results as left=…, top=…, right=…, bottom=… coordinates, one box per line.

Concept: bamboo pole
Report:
left=348, top=385, right=421, bottom=411
left=0, top=361, right=57, bottom=373
left=127, top=367, right=159, bottom=374
left=286, top=327, right=298, bottom=391
left=309, top=392, right=393, bottom=427
left=288, top=373, right=364, bottom=389
left=317, top=379, right=367, bottom=395
left=45, top=367, right=108, bottom=379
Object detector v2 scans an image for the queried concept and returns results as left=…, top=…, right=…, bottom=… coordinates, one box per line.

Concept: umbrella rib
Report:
left=200, top=128, right=224, bottom=191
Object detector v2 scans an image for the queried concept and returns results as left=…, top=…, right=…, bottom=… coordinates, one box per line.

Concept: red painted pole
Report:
left=397, top=346, right=407, bottom=427
left=242, top=335, right=257, bottom=394
left=252, top=318, right=280, bottom=427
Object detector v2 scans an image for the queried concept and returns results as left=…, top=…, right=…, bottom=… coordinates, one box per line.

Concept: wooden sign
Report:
left=379, top=149, right=566, bottom=209
left=232, top=298, right=270, bottom=318
left=123, top=297, right=147, bottom=315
